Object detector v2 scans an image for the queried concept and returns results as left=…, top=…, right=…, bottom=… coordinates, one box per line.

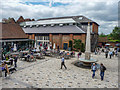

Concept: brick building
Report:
left=98, top=37, right=118, bottom=47
left=18, top=15, right=99, bottom=51
left=1, top=18, right=30, bottom=52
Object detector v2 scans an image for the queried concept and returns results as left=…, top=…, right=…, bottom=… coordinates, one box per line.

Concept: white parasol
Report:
left=36, top=45, right=40, bottom=51
left=53, top=43, right=56, bottom=49
left=105, top=43, right=111, bottom=46
left=47, top=44, right=51, bottom=50
left=13, top=44, right=17, bottom=51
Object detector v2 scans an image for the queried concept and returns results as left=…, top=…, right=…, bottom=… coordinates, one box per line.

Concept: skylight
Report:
left=79, top=17, right=83, bottom=20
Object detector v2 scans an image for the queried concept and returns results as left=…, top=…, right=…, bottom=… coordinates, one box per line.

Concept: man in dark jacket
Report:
left=105, top=50, right=109, bottom=58
left=100, top=63, right=106, bottom=81
left=14, top=55, right=18, bottom=68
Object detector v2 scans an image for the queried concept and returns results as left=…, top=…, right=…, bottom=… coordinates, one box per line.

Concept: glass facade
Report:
left=35, top=35, right=49, bottom=45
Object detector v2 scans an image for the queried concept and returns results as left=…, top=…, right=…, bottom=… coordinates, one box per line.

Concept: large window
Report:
left=35, top=35, right=49, bottom=45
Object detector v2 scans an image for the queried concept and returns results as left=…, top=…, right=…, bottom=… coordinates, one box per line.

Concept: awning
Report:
left=0, top=39, right=34, bottom=42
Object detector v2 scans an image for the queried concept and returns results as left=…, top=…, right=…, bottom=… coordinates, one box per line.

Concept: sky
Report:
left=0, top=0, right=119, bottom=34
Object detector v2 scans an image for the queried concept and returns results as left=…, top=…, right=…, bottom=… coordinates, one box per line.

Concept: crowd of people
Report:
left=0, top=44, right=120, bottom=82
left=94, top=47, right=119, bottom=59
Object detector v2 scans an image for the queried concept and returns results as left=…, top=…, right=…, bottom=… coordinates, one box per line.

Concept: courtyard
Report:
left=1, top=52, right=118, bottom=88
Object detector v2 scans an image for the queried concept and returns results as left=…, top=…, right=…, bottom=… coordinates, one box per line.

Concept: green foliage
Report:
left=99, top=32, right=107, bottom=37
left=69, top=40, right=73, bottom=50
left=81, top=43, right=85, bottom=52
left=109, top=39, right=120, bottom=43
left=108, top=26, right=120, bottom=40
left=73, top=39, right=85, bottom=52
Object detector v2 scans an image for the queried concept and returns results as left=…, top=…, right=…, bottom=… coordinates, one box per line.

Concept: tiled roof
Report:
left=22, top=25, right=86, bottom=34
left=0, top=23, right=28, bottom=39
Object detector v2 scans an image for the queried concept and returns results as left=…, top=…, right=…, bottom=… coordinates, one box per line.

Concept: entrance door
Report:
left=63, top=43, right=68, bottom=50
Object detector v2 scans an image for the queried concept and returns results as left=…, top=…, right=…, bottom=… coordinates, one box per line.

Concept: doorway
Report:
left=63, top=43, right=68, bottom=50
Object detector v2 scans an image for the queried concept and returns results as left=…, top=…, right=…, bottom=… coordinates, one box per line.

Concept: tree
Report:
left=108, top=26, right=120, bottom=40
left=99, top=32, right=107, bottom=37
left=73, top=39, right=85, bottom=52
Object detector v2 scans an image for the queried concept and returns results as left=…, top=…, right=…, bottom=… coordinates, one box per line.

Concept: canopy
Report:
left=13, top=44, right=17, bottom=51
left=53, top=43, right=56, bottom=49
left=47, top=44, right=51, bottom=50
left=105, top=43, right=110, bottom=46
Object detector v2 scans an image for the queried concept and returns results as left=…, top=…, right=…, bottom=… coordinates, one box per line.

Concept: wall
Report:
left=73, top=34, right=86, bottom=44
left=98, top=42, right=118, bottom=47
left=27, top=34, right=35, bottom=40
left=51, top=34, right=86, bottom=49
left=92, top=23, right=98, bottom=34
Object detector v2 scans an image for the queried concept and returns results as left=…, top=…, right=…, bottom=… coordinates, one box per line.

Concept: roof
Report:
left=0, top=39, right=32, bottom=42
left=17, top=16, right=35, bottom=23
left=38, top=15, right=99, bottom=25
left=0, top=23, right=28, bottom=39
left=22, top=25, right=86, bottom=34
left=37, top=15, right=93, bottom=22
left=20, top=15, right=99, bottom=26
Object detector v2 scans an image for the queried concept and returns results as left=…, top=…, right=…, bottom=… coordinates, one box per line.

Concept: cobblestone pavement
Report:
left=1, top=52, right=118, bottom=88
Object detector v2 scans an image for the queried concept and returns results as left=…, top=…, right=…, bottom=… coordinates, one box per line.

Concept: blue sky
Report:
left=23, top=2, right=69, bottom=7
left=1, top=0, right=119, bottom=34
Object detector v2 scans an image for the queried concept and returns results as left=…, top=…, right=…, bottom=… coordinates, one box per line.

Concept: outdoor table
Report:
left=20, top=51, right=30, bottom=59
left=33, top=53, right=45, bottom=59
left=20, top=51, right=29, bottom=53
left=9, top=52, right=20, bottom=58
left=10, top=52, right=19, bottom=55
left=22, top=55, right=28, bottom=61
left=22, top=55, right=36, bottom=62
left=32, top=50, right=40, bottom=53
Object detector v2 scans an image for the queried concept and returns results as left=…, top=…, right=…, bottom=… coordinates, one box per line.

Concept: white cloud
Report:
left=1, top=0, right=119, bottom=34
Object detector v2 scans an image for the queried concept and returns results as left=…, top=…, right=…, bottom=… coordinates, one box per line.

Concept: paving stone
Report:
left=1, top=52, right=118, bottom=88
left=106, top=80, right=109, bottom=82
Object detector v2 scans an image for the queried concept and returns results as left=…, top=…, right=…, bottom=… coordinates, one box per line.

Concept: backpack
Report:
left=103, top=66, right=106, bottom=71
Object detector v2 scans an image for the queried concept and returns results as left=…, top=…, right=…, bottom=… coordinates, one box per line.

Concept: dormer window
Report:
left=24, top=26, right=26, bottom=28
left=79, top=17, right=83, bottom=20
left=69, top=23, right=73, bottom=26
left=36, top=25, right=39, bottom=27
left=43, top=24, right=46, bottom=27
left=30, top=25, right=32, bottom=28
left=51, top=24, right=54, bottom=27
left=59, top=24, right=63, bottom=26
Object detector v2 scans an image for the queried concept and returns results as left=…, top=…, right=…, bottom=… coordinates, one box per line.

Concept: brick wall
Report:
left=92, top=23, right=98, bottom=34
left=73, top=34, right=86, bottom=43
left=27, top=33, right=86, bottom=49
left=27, top=34, right=35, bottom=40
left=52, top=34, right=86, bottom=49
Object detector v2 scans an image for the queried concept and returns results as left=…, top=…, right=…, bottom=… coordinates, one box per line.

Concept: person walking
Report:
left=14, top=55, right=18, bottom=68
left=78, top=51, right=82, bottom=59
left=109, top=51, right=113, bottom=59
left=57, top=45, right=60, bottom=53
left=105, top=50, right=109, bottom=58
left=61, top=56, right=67, bottom=69
left=100, top=63, right=106, bottom=81
left=91, top=63, right=97, bottom=79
